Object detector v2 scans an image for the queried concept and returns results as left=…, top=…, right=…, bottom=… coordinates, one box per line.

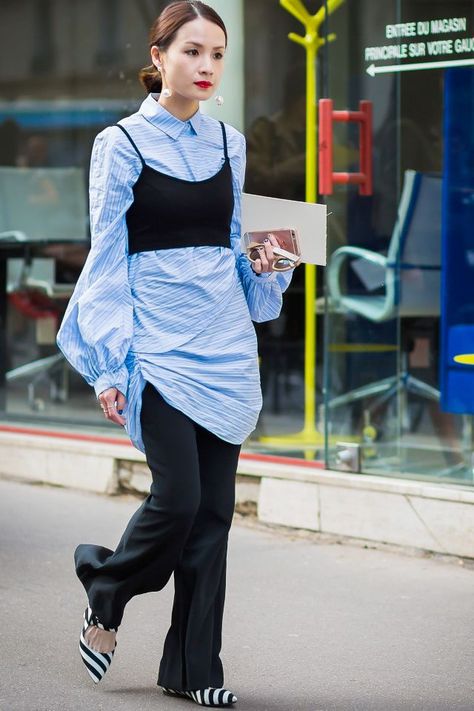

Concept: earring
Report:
left=161, top=87, right=172, bottom=98
left=156, top=65, right=162, bottom=72
left=215, top=95, right=224, bottom=107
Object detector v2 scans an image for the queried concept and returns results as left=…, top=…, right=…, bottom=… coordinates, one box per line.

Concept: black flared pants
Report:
left=74, top=382, right=241, bottom=691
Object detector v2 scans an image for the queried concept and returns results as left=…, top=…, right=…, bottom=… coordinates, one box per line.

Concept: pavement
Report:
left=0, top=478, right=473, bottom=711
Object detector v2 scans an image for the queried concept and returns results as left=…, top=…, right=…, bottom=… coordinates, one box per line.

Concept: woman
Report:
left=57, top=1, right=293, bottom=707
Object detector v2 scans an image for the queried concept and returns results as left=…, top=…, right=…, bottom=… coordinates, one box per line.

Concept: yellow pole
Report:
left=303, top=38, right=317, bottom=437
left=261, top=0, right=344, bottom=450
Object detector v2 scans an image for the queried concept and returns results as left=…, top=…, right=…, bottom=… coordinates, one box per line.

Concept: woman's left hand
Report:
left=250, top=233, right=279, bottom=274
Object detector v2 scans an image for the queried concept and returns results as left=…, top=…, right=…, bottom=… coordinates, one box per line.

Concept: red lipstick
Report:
left=194, top=81, right=213, bottom=88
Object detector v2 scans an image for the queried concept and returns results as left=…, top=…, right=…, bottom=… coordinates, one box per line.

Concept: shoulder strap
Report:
left=115, top=123, right=145, bottom=167
left=219, top=121, right=228, bottom=161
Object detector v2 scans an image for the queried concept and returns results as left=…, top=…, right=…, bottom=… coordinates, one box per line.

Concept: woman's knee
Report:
left=149, top=481, right=201, bottom=526
left=171, top=494, right=201, bottom=525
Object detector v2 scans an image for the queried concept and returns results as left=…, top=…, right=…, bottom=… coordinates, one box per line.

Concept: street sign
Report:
left=364, top=14, right=474, bottom=76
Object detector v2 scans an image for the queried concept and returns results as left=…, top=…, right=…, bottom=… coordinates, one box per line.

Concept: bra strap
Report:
left=219, top=121, right=228, bottom=161
left=115, top=123, right=146, bottom=167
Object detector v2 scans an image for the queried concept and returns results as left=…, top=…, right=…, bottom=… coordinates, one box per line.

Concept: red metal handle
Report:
left=359, top=100, right=373, bottom=196
left=319, top=99, right=334, bottom=195
left=318, top=99, right=373, bottom=196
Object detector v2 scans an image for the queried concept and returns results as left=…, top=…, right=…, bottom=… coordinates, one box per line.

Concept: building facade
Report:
left=1, top=0, right=474, bottom=489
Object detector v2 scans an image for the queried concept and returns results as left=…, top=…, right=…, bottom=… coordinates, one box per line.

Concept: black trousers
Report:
left=74, top=382, right=241, bottom=690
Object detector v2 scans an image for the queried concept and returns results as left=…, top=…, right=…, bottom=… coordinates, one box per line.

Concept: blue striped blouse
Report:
left=57, top=93, right=292, bottom=452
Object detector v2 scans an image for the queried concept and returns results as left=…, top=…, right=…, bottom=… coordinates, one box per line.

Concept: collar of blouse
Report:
left=139, top=92, right=203, bottom=140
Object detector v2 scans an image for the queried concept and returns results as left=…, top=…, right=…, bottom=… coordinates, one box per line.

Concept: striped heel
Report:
left=161, top=686, right=237, bottom=707
left=79, top=605, right=117, bottom=684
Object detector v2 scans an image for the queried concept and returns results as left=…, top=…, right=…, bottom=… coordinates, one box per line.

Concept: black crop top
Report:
left=115, top=121, right=235, bottom=255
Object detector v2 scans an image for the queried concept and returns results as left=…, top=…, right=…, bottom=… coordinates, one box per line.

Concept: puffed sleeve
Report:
left=229, top=132, right=293, bottom=323
left=56, top=126, right=141, bottom=398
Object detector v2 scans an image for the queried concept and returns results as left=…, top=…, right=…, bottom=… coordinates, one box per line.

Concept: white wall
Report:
left=200, top=0, right=244, bottom=132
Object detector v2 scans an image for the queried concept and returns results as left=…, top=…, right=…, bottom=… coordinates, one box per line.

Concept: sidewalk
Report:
left=0, top=478, right=473, bottom=711
left=2, top=426, right=474, bottom=559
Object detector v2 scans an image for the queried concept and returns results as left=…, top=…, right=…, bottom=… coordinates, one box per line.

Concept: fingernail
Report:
left=264, top=238, right=269, bottom=243
left=118, top=409, right=123, bottom=415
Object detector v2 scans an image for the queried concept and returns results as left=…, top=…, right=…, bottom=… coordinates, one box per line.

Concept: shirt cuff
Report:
left=248, top=268, right=277, bottom=283
left=93, top=367, right=128, bottom=399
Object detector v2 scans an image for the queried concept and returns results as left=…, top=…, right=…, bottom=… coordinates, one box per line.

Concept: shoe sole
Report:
left=161, top=687, right=237, bottom=707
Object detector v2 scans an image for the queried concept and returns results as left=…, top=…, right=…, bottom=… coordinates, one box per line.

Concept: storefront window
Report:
left=243, top=0, right=474, bottom=485
left=321, top=0, right=474, bottom=484
left=1, top=0, right=474, bottom=487
left=0, top=0, right=169, bottom=431
left=0, top=0, right=243, bottom=435
left=244, top=1, right=309, bottom=444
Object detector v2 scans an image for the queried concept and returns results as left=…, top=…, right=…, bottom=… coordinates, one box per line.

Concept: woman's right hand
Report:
left=98, top=387, right=126, bottom=426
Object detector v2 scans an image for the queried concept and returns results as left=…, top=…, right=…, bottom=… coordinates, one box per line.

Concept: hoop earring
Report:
left=215, top=95, right=224, bottom=107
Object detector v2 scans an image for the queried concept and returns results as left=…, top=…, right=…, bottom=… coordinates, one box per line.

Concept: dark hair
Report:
left=138, top=1, right=228, bottom=93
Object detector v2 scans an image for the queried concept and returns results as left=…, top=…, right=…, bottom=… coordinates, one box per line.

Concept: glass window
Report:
left=322, top=0, right=474, bottom=485
left=0, top=0, right=243, bottom=436
left=1, top=0, right=474, bottom=489
left=0, top=0, right=168, bottom=433
left=244, top=1, right=311, bottom=448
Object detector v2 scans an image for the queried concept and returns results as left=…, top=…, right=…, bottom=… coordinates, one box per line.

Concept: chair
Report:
left=326, top=170, right=442, bottom=413
left=0, top=166, right=88, bottom=409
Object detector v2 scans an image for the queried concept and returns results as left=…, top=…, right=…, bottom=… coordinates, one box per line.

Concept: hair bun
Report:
left=138, top=64, right=163, bottom=93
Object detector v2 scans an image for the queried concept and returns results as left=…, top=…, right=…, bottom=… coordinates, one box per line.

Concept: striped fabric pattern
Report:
left=79, top=606, right=117, bottom=683
left=162, top=686, right=237, bottom=707
left=57, top=93, right=292, bottom=452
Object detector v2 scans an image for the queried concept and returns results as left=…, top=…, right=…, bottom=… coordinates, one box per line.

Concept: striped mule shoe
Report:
left=79, top=605, right=117, bottom=683
left=161, top=687, right=237, bottom=707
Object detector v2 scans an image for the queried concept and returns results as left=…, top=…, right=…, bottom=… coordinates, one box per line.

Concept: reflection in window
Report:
left=31, top=0, right=56, bottom=74
left=95, top=0, right=123, bottom=67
